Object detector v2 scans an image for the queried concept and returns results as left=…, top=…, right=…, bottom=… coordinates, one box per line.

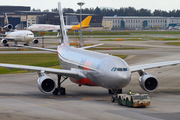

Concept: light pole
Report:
left=77, top=1, right=85, bottom=47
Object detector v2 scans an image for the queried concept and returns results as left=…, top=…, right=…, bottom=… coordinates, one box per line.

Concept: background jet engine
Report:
left=33, top=39, right=39, bottom=44
left=139, top=73, right=158, bottom=92
left=37, top=75, right=56, bottom=94
left=1, top=39, right=8, bottom=44
left=3, top=24, right=13, bottom=31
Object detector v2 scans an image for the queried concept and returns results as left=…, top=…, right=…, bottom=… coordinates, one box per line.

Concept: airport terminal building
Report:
left=103, top=16, right=180, bottom=30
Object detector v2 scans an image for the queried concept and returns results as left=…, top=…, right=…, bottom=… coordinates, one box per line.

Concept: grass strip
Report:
left=165, top=42, right=180, bottom=46
left=0, top=53, right=60, bottom=74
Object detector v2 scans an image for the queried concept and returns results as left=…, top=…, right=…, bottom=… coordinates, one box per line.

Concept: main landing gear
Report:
left=109, top=89, right=122, bottom=103
left=4, top=44, right=9, bottom=47
left=53, top=75, right=68, bottom=95
left=24, top=43, right=29, bottom=46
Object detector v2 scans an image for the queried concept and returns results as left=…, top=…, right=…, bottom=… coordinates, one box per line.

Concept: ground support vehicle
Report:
left=117, top=93, right=150, bottom=107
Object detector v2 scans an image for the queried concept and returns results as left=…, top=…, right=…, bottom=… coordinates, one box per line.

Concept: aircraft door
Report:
left=100, top=62, right=108, bottom=76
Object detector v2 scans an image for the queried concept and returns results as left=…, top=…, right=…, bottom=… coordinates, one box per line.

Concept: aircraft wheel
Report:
left=24, top=44, right=29, bottom=46
left=108, top=89, right=113, bottom=94
left=60, top=87, right=66, bottom=95
left=53, top=88, right=59, bottom=95
left=117, top=89, right=122, bottom=94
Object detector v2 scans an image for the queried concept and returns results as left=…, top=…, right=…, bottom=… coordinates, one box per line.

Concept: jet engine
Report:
left=37, top=75, right=56, bottom=94
left=3, top=24, right=13, bottom=31
left=1, top=39, right=8, bottom=44
left=33, top=39, right=39, bottom=44
left=139, top=73, right=158, bottom=92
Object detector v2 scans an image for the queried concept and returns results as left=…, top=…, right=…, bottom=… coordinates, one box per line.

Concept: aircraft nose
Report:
left=117, top=71, right=131, bottom=87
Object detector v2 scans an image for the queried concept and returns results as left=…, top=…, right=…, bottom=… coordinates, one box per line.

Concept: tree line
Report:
left=31, top=7, right=180, bottom=17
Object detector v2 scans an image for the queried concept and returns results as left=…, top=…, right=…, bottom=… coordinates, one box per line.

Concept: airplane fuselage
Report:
left=27, top=24, right=89, bottom=32
left=57, top=44, right=131, bottom=90
left=5, top=30, right=34, bottom=43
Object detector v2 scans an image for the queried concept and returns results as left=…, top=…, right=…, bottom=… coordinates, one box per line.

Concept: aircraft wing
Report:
left=17, top=45, right=57, bottom=52
left=130, top=60, right=180, bottom=72
left=80, top=43, right=103, bottom=49
left=0, top=33, right=6, bottom=36
left=0, top=63, right=86, bottom=78
left=34, top=33, right=60, bottom=39
left=0, top=37, right=15, bottom=41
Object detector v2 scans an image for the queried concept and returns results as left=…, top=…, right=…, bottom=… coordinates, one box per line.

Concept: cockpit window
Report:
left=117, top=68, right=123, bottom=71
left=111, top=67, right=117, bottom=71
left=111, top=67, right=128, bottom=72
left=123, top=68, right=128, bottom=71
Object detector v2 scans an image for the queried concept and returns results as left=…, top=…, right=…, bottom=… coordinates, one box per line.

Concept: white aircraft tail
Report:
left=58, top=2, right=70, bottom=47
left=4, top=13, right=9, bottom=25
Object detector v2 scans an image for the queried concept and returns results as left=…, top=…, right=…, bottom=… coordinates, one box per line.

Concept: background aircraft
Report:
left=0, top=13, right=39, bottom=46
left=27, top=16, right=92, bottom=32
left=1, top=2, right=180, bottom=101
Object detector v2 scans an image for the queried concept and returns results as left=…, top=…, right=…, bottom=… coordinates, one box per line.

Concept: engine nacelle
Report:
left=1, top=39, right=8, bottom=44
left=33, top=39, right=39, bottom=44
left=37, top=75, right=56, bottom=94
left=139, top=74, right=158, bottom=92
left=3, top=24, right=13, bottom=31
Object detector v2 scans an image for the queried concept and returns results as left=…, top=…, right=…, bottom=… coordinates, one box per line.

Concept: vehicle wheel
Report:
left=111, top=96, right=116, bottom=103
left=60, top=87, right=66, bottom=95
left=118, top=97, right=122, bottom=105
left=126, top=99, right=129, bottom=107
left=53, top=88, right=59, bottom=95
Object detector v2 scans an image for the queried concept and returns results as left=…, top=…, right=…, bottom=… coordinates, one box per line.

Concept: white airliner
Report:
left=0, top=30, right=39, bottom=46
left=27, top=16, right=92, bottom=32
left=0, top=14, right=39, bottom=46
left=1, top=2, right=180, bottom=102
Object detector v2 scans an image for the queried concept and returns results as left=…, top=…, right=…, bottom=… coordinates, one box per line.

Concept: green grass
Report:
left=100, top=39, right=114, bottom=41
left=0, top=53, right=61, bottom=74
left=35, top=31, right=130, bottom=36
left=130, top=31, right=180, bottom=34
left=100, top=39, right=145, bottom=41
left=87, top=47, right=145, bottom=50
left=165, top=42, right=180, bottom=46
left=112, top=55, right=127, bottom=59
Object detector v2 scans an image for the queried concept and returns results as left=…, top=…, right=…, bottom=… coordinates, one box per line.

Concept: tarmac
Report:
left=0, top=39, right=180, bottom=120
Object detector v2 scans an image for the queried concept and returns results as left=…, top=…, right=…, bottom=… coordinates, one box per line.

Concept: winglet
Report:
left=58, top=2, right=70, bottom=47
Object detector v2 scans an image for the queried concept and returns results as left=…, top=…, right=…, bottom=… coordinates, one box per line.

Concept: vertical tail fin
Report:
left=78, top=16, right=92, bottom=26
left=58, top=2, right=70, bottom=47
left=4, top=13, right=9, bottom=25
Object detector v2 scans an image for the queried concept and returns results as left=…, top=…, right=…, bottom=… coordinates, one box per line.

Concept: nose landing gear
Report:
left=110, top=89, right=122, bottom=103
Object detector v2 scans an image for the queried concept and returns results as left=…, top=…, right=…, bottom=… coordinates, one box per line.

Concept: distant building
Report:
left=102, top=21, right=113, bottom=30
left=103, top=16, right=180, bottom=30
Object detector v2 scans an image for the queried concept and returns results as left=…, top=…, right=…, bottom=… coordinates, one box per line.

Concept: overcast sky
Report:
left=1, top=0, right=180, bottom=12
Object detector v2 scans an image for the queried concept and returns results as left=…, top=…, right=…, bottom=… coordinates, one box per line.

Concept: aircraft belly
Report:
left=69, top=77, right=98, bottom=86
left=14, top=36, right=23, bottom=41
